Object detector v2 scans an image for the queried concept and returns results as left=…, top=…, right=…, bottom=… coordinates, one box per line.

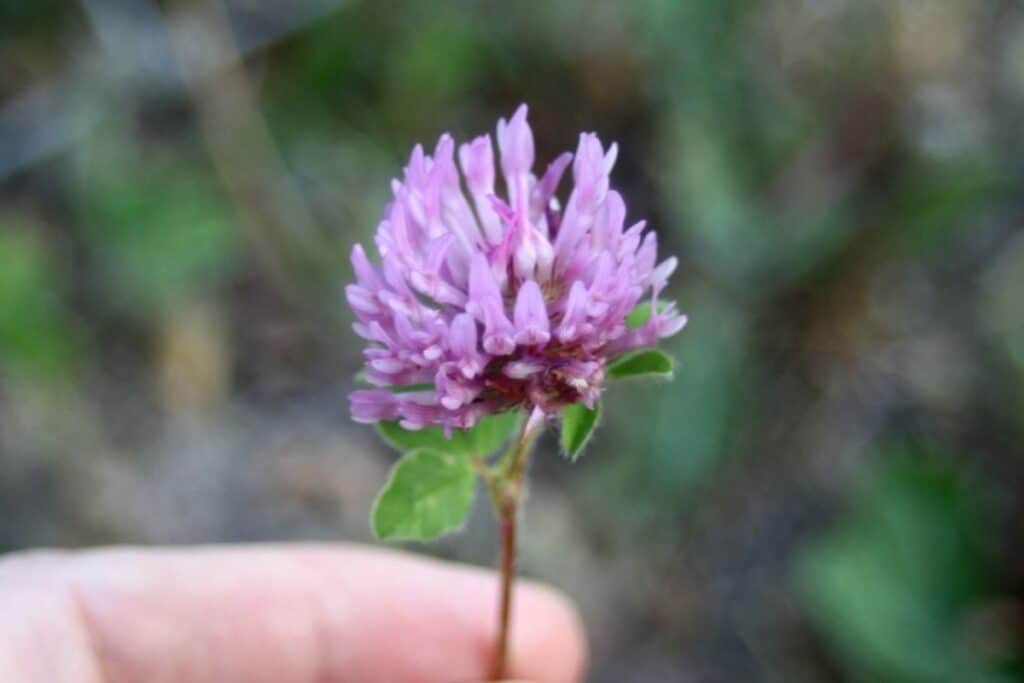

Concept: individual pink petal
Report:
left=557, top=280, right=590, bottom=343
left=513, top=280, right=550, bottom=346
left=349, top=390, right=399, bottom=423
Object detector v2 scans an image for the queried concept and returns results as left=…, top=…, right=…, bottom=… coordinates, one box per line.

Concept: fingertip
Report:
left=289, top=545, right=588, bottom=682
left=32, top=544, right=590, bottom=683
left=508, top=581, right=588, bottom=683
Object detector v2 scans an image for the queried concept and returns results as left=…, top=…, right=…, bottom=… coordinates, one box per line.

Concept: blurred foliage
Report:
left=0, top=222, right=78, bottom=378
left=0, top=0, right=79, bottom=40
left=75, top=133, right=239, bottom=318
left=881, top=160, right=1011, bottom=259
left=983, top=232, right=1024, bottom=378
left=595, top=292, right=750, bottom=534
left=799, top=450, right=1016, bottom=682
left=1, top=1, right=1023, bottom=681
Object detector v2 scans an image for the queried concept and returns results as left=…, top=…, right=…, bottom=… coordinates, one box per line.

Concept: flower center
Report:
left=479, top=343, right=604, bottom=414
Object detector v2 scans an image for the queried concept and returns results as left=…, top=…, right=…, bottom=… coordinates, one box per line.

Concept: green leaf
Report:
left=353, top=371, right=434, bottom=395
left=464, top=410, right=523, bottom=454
left=797, top=454, right=994, bottom=682
left=79, top=156, right=238, bottom=316
left=607, top=349, right=674, bottom=379
left=0, top=228, right=78, bottom=377
left=389, top=383, right=435, bottom=394
left=371, top=448, right=476, bottom=541
left=377, top=421, right=451, bottom=452
left=626, top=302, right=653, bottom=329
left=625, top=302, right=669, bottom=330
left=561, top=402, right=601, bottom=460
left=377, top=411, right=522, bottom=457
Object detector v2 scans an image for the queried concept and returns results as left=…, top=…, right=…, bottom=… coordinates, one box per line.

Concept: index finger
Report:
left=0, top=544, right=587, bottom=683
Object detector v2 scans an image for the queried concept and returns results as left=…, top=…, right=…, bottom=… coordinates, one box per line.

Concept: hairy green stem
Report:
left=486, top=409, right=542, bottom=681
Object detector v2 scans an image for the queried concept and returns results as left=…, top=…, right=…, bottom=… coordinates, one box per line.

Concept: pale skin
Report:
left=0, top=544, right=587, bottom=683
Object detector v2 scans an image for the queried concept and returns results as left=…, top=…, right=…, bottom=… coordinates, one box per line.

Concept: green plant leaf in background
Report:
left=371, top=448, right=477, bottom=541
left=882, top=161, right=1011, bottom=259
left=797, top=454, right=1006, bottom=683
left=0, top=226, right=78, bottom=378
left=607, top=349, right=674, bottom=379
left=377, top=411, right=522, bottom=457
left=561, top=402, right=601, bottom=461
left=77, top=145, right=238, bottom=317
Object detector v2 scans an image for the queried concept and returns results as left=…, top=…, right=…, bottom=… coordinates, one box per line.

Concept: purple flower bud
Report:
left=496, top=104, right=535, bottom=186
left=346, top=105, right=685, bottom=430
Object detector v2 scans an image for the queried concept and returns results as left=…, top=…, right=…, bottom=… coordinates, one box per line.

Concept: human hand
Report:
left=0, top=544, right=586, bottom=682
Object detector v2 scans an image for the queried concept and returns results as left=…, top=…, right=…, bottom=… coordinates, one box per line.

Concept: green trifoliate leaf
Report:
left=377, top=411, right=522, bottom=457
left=561, top=401, right=601, bottom=460
left=371, top=448, right=476, bottom=541
left=607, top=349, right=674, bottom=380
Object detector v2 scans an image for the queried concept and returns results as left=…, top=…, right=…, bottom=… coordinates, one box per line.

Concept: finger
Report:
left=0, top=545, right=586, bottom=683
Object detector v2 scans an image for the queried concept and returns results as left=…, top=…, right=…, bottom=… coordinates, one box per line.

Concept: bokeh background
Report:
left=2, top=1, right=1023, bottom=680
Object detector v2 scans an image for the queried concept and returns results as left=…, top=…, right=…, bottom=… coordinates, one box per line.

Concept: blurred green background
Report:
left=2, top=1, right=1023, bottom=680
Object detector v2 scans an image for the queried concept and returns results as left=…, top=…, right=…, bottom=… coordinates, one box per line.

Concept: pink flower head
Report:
left=347, top=104, right=686, bottom=431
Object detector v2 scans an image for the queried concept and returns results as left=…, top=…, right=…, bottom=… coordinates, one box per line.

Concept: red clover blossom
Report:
left=347, top=105, right=686, bottom=432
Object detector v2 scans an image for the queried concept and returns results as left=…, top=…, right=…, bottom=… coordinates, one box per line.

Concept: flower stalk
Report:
left=484, top=408, right=543, bottom=680
left=491, top=496, right=517, bottom=680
